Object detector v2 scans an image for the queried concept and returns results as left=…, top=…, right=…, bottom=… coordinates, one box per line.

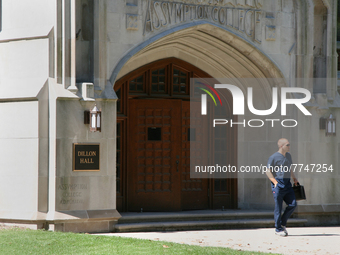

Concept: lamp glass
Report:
left=91, top=113, right=96, bottom=128
left=97, top=113, right=101, bottom=128
left=328, top=120, right=332, bottom=133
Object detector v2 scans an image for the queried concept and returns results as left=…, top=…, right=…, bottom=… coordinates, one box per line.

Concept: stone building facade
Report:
left=0, top=0, right=339, bottom=232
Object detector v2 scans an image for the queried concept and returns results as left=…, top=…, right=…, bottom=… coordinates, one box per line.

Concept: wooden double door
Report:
left=128, top=99, right=208, bottom=211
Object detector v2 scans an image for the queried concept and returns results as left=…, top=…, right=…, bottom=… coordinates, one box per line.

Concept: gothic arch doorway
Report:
left=114, top=58, right=237, bottom=212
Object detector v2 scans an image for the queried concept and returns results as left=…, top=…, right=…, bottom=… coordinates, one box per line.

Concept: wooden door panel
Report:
left=128, top=99, right=181, bottom=211
left=181, top=101, right=209, bottom=210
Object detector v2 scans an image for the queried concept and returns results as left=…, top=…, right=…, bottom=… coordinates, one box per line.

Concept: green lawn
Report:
left=0, top=228, right=279, bottom=255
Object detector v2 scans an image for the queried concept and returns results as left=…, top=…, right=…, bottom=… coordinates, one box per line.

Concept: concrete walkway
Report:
left=97, top=227, right=340, bottom=255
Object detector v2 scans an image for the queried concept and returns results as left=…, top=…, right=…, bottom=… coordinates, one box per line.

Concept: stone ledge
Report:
left=293, top=213, right=340, bottom=227
left=55, top=220, right=117, bottom=233
left=119, top=210, right=274, bottom=223
left=0, top=209, right=121, bottom=232
left=50, top=209, right=121, bottom=223
left=0, top=211, right=47, bottom=223
left=296, top=204, right=340, bottom=214
left=115, top=218, right=307, bottom=232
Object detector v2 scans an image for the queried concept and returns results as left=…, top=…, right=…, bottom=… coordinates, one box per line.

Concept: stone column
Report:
left=93, top=0, right=107, bottom=93
left=68, top=0, right=78, bottom=93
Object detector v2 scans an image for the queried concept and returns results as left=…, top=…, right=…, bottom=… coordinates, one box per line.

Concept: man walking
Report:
left=266, top=138, right=298, bottom=236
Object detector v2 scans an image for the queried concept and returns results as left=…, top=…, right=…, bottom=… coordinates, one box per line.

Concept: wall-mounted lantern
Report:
left=84, top=105, right=101, bottom=132
left=326, top=114, right=336, bottom=136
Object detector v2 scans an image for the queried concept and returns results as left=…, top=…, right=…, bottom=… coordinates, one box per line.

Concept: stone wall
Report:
left=104, top=0, right=340, bottom=215
left=0, top=0, right=54, bottom=221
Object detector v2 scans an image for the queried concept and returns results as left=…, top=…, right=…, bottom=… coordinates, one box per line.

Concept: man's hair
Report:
left=277, top=138, right=288, bottom=148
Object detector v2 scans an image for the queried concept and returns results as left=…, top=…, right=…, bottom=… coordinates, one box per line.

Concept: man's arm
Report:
left=291, top=171, right=298, bottom=185
left=266, top=167, right=278, bottom=187
left=288, top=153, right=298, bottom=185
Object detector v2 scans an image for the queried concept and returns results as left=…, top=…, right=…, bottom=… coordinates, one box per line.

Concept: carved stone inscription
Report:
left=58, top=183, right=88, bottom=205
left=144, top=0, right=263, bottom=43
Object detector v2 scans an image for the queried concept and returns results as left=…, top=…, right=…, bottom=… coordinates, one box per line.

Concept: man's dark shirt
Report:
left=267, top=152, right=292, bottom=189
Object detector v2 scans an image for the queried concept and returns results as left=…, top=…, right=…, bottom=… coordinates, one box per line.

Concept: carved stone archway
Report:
left=112, top=23, right=287, bottom=102
left=112, top=23, right=287, bottom=212
left=114, top=24, right=285, bottom=82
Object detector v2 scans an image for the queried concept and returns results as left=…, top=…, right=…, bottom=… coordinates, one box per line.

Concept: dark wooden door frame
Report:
left=114, top=58, right=238, bottom=212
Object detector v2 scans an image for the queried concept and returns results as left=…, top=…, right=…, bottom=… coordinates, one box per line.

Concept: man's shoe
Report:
left=282, top=226, right=288, bottom=236
left=275, top=230, right=287, bottom=237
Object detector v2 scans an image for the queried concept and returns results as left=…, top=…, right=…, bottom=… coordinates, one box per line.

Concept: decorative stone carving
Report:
left=143, top=0, right=264, bottom=42
left=226, top=0, right=262, bottom=8
left=126, top=14, right=138, bottom=30
left=265, top=25, right=276, bottom=41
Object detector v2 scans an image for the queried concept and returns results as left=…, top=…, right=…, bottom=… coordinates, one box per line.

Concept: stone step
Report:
left=114, top=218, right=308, bottom=232
left=117, top=210, right=275, bottom=224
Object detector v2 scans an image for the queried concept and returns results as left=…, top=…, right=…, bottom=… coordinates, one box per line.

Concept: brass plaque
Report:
left=73, top=143, right=100, bottom=171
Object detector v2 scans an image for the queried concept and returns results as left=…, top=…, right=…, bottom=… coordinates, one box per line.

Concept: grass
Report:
left=0, top=228, right=279, bottom=255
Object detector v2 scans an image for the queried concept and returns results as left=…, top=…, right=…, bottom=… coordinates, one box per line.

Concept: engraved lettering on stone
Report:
left=245, top=10, right=254, bottom=37
left=226, top=8, right=233, bottom=28
left=167, top=2, right=175, bottom=24
left=233, top=9, right=239, bottom=30
left=175, top=3, right=183, bottom=22
left=238, top=9, right=245, bottom=32
left=144, top=1, right=154, bottom=32
left=184, top=4, right=190, bottom=21
left=60, top=199, right=84, bottom=204
left=153, top=2, right=162, bottom=29
left=189, top=5, right=197, bottom=20
left=161, top=2, right=168, bottom=26
left=204, top=6, right=209, bottom=18
left=62, top=192, right=82, bottom=198
left=58, top=183, right=88, bottom=205
left=197, top=5, right=203, bottom=19
left=255, top=10, right=262, bottom=43
left=58, top=184, right=88, bottom=190
left=218, top=7, right=225, bottom=24
left=143, top=0, right=263, bottom=44
left=211, top=6, right=218, bottom=22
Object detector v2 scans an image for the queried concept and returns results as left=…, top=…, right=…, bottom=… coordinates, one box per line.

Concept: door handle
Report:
left=176, top=160, right=179, bottom=172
